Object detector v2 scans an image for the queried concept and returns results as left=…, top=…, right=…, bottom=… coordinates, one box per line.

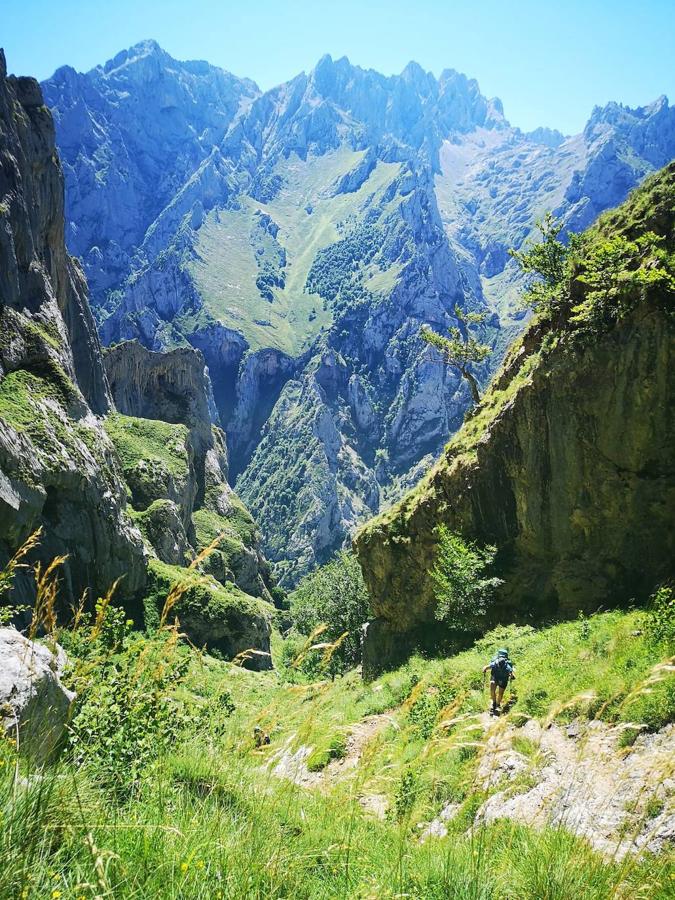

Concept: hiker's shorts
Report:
left=491, top=679, right=509, bottom=689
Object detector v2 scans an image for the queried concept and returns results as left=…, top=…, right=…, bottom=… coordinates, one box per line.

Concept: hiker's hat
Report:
left=497, top=648, right=508, bottom=658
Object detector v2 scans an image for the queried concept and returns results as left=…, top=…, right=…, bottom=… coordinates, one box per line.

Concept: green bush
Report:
left=643, top=585, right=675, bottom=651
left=63, top=607, right=197, bottom=798
left=289, top=550, right=371, bottom=675
left=430, top=526, right=502, bottom=629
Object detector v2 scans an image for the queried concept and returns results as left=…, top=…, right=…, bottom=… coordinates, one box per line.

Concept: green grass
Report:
left=1, top=608, right=672, bottom=898
left=104, top=413, right=190, bottom=480
left=189, top=148, right=402, bottom=354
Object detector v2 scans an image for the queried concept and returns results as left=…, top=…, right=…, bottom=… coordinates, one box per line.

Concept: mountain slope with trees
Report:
left=41, top=43, right=675, bottom=584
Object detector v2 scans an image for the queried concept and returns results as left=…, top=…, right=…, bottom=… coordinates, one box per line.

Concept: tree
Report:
left=420, top=305, right=491, bottom=405
left=572, top=232, right=675, bottom=328
left=508, top=212, right=583, bottom=316
left=430, top=526, right=502, bottom=631
left=289, top=550, right=370, bottom=675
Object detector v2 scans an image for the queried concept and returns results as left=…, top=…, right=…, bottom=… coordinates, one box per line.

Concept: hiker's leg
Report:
left=496, top=685, right=505, bottom=707
left=490, top=681, right=497, bottom=709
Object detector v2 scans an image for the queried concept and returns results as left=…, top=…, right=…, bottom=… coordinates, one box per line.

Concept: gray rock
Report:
left=0, top=54, right=146, bottom=607
left=0, top=627, right=75, bottom=761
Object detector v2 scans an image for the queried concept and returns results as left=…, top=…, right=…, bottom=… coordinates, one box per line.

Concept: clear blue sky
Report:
left=4, top=0, right=674, bottom=134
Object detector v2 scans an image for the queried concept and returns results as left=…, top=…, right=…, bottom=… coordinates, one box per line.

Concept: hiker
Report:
left=482, top=648, right=515, bottom=715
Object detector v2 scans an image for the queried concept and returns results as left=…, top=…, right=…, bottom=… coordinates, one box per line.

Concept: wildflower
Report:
left=180, top=862, right=189, bottom=873
left=196, top=860, right=205, bottom=870
left=52, top=891, right=62, bottom=899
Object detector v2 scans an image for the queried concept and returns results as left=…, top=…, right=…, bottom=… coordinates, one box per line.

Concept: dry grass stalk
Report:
left=0, top=527, right=42, bottom=599
left=30, top=554, right=68, bottom=639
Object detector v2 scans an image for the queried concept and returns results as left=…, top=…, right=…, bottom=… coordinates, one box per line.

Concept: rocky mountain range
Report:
left=40, top=40, right=675, bottom=585
left=0, top=51, right=274, bottom=666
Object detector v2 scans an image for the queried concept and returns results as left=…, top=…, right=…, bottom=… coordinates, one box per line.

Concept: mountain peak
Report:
left=400, top=60, right=429, bottom=82
left=101, top=39, right=168, bottom=75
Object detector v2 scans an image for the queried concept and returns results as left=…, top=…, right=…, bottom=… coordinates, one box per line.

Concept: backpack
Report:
left=491, top=657, right=512, bottom=678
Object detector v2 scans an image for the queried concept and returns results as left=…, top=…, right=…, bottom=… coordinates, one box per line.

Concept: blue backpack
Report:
left=490, top=656, right=513, bottom=681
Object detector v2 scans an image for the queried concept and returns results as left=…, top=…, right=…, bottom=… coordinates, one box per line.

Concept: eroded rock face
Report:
left=358, top=302, right=674, bottom=643
left=103, top=340, right=274, bottom=603
left=0, top=51, right=146, bottom=606
left=105, top=341, right=217, bottom=434
left=355, top=167, right=675, bottom=670
left=0, top=627, right=75, bottom=761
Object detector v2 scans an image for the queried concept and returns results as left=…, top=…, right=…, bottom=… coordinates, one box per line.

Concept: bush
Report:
left=643, top=585, right=675, bottom=651
left=289, top=551, right=371, bottom=676
left=63, top=602, right=199, bottom=799
left=430, top=526, right=502, bottom=630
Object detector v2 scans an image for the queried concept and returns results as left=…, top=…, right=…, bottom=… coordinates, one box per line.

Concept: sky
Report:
left=3, top=0, right=674, bottom=135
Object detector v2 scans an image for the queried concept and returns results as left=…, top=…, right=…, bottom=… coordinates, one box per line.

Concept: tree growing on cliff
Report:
left=420, top=306, right=491, bottom=404
left=508, top=212, right=583, bottom=316
left=431, top=526, right=502, bottom=631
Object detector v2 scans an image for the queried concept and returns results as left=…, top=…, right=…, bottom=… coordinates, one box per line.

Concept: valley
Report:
left=0, top=31, right=673, bottom=900
left=41, top=41, right=675, bottom=584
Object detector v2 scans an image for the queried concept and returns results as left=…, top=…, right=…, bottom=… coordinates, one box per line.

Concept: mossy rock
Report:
left=145, top=559, right=273, bottom=669
left=104, top=413, right=192, bottom=511
left=132, top=499, right=191, bottom=565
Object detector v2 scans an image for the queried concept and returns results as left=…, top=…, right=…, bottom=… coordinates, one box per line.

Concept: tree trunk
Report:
left=462, top=368, right=481, bottom=405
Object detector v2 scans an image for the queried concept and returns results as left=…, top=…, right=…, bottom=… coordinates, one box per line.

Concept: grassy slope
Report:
left=2, top=608, right=672, bottom=899
left=103, top=412, right=190, bottom=480
left=189, top=148, right=401, bottom=354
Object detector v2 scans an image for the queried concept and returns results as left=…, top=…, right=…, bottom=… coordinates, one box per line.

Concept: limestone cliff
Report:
left=102, top=340, right=274, bottom=605
left=355, top=164, right=675, bottom=674
left=0, top=50, right=146, bottom=604
left=0, top=54, right=273, bottom=668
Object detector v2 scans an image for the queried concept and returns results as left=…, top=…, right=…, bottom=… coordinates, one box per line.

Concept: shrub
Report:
left=643, top=585, right=675, bottom=651
left=430, top=526, right=502, bottom=630
left=289, top=551, right=371, bottom=675
left=62, top=597, right=201, bottom=799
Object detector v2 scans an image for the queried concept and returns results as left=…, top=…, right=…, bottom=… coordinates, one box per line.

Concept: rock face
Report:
left=0, top=627, right=75, bottom=760
left=42, top=45, right=675, bottom=585
left=354, top=165, right=675, bottom=673
left=102, top=340, right=274, bottom=606
left=0, top=50, right=146, bottom=605
left=0, top=53, right=274, bottom=669
left=41, top=40, right=258, bottom=305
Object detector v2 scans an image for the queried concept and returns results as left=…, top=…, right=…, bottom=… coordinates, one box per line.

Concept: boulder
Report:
left=0, top=627, right=75, bottom=761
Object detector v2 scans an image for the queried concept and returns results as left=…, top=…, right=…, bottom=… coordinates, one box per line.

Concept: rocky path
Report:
left=268, top=712, right=393, bottom=812
left=269, top=703, right=675, bottom=857
left=423, top=714, right=675, bottom=857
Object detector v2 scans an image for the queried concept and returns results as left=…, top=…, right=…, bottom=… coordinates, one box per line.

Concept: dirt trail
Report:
left=268, top=712, right=393, bottom=802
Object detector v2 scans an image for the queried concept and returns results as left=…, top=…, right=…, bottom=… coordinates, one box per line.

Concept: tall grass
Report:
left=0, top=539, right=673, bottom=898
